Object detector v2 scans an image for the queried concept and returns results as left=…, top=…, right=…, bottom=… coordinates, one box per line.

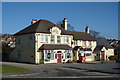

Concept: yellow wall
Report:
left=11, top=26, right=97, bottom=64
left=35, top=26, right=73, bottom=64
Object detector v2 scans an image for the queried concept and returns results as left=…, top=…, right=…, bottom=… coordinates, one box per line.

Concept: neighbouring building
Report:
left=10, top=18, right=97, bottom=64
left=94, top=38, right=114, bottom=61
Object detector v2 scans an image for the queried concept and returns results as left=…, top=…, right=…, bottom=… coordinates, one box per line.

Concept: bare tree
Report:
left=89, top=30, right=104, bottom=39
left=56, top=21, right=75, bottom=31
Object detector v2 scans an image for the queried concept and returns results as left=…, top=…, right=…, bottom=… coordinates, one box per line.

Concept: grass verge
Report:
left=0, top=64, right=30, bottom=73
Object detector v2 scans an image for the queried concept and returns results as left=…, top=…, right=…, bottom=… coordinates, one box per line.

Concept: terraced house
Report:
left=10, top=18, right=97, bottom=64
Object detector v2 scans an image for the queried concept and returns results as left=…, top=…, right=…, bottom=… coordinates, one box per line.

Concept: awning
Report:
left=38, top=44, right=73, bottom=51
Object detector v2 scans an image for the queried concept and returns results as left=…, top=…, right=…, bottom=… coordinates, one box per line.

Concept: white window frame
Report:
left=65, top=50, right=72, bottom=58
left=88, top=41, right=92, bottom=46
left=83, top=41, right=86, bottom=46
left=51, top=35, right=54, bottom=43
left=74, top=40, right=78, bottom=46
left=63, top=36, right=69, bottom=43
left=57, top=36, right=61, bottom=43
left=41, top=35, right=48, bottom=42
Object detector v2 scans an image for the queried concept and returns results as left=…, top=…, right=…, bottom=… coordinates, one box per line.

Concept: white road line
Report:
left=9, top=73, right=39, bottom=77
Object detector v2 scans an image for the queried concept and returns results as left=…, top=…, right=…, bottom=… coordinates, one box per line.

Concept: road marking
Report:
left=9, top=73, right=39, bottom=77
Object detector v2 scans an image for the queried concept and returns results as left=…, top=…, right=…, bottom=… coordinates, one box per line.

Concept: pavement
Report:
left=1, top=61, right=120, bottom=78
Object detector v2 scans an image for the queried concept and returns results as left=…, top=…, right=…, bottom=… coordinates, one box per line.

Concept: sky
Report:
left=2, top=2, right=118, bottom=39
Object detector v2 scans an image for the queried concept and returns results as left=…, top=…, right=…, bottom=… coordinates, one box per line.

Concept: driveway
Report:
left=2, top=61, right=120, bottom=78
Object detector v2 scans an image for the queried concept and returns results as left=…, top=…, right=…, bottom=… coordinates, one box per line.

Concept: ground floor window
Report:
left=65, top=50, right=72, bottom=58
left=45, top=53, right=54, bottom=59
left=55, top=53, right=57, bottom=59
left=67, top=53, right=71, bottom=58
left=85, top=53, right=91, bottom=56
left=44, top=50, right=54, bottom=59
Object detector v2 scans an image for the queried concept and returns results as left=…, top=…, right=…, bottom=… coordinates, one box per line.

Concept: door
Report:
left=101, top=51, right=105, bottom=60
left=57, top=54, right=62, bottom=63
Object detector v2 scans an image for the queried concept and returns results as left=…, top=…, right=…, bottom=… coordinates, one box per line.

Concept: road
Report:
left=1, top=61, right=120, bottom=78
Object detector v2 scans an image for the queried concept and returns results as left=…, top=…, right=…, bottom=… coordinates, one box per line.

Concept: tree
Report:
left=89, top=30, right=104, bottom=39
left=56, top=21, right=75, bottom=31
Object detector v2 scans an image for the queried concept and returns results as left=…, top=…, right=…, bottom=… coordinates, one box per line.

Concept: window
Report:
left=78, top=53, right=81, bottom=57
left=62, top=53, right=64, bottom=59
left=47, top=53, right=51, bottom=59
left=55, top=54, right=57, bottom=59
left=88, top=41, right=91, bottom=46
left=41, top=35, right=48, bottom=42
left=74, top=40, right=78, bottom=46
left=85, top=53, right=91, bottom=56
left=63, top=36, right=69, bottom=43
left=57, top=36, right=61, bottom=43
left=51, top=35, right=54, bottom=43
left=45, top=52, right=54, bottom=59
left=82, top=41, right=86, bottom=46
left=66, top=53, right=71, bottom=58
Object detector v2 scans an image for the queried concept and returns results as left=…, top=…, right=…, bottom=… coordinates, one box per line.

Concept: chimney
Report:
left=31, top=19, right=37, bottom=24
left=85, top=26, right=89, bottom=34
left=62, top=18, right=68, bottom=30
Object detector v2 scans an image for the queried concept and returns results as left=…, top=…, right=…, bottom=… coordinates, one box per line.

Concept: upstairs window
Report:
left=57, top=36, right=61, bottom=43
left=74, top=40, right=78, bottom=46
left=82, top=41, right=86, bottom=46
left=41, top=35, right=48, bottom=42
left=63, top=36, right=69, bottom=43
left=88, top=41, right=92, bottom=46
left=51, top=35, right=54, bottom=43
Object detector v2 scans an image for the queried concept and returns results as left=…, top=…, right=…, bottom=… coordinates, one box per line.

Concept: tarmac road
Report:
left=1, top=61, right=120, bottom=78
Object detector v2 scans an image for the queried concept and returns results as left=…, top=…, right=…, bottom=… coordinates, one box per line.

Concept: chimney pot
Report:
left=31, top=19, right=37, bottom=24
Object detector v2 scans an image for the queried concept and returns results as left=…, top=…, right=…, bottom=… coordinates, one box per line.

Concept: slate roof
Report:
left=94, top=45, right=108, bottom=51
left=96, top=38, right=114, bottom=49
left=68, top=31, right=96, bottom=41
left=15, top=19, right=96, bottom=41
left=38, top=44, right=73, bottom=50
left=15, top=19, right=72, bottom=35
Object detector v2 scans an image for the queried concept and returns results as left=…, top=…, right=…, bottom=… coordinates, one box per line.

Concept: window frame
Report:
left=40, top=35, right=48, bottom=42
left=57, top=35, right=61, bottom=43
left=63, top=36, right=69, bottom=43
left=82, top=41, right=86, bottom=46
left=88, top=41, right=92, bottom=46
left=51, top=35, right=55, bottom=43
